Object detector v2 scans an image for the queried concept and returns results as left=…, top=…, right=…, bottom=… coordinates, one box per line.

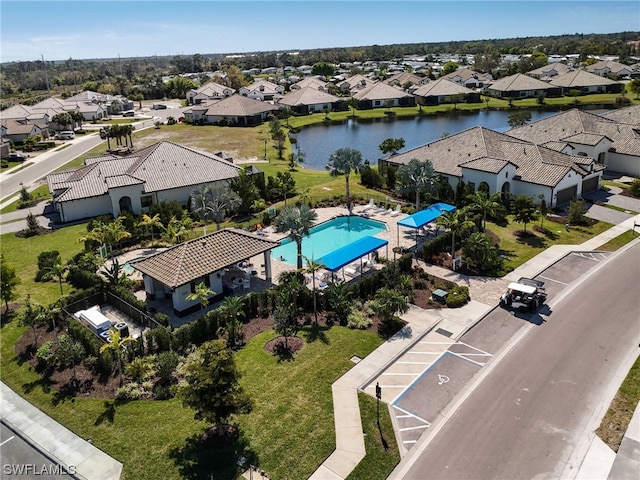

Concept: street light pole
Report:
left=264, top=139, right=267, bottom=160
left=375, top=382, right=382, bottom=427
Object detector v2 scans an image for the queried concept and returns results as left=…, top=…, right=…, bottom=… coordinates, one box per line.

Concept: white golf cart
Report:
left=500, top=277, right=547, bottom=312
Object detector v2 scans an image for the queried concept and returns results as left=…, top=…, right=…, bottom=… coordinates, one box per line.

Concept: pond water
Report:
left=294, top=109, right=560, bottom=171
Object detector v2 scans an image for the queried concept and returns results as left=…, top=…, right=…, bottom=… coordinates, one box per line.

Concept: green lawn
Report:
left=596, top=230, right=639, bottom=252
left=0, top=321, right=384, bottom=480
left=346, top=393, right=400, bottom=480
left=597, top=355, right=640, bottom=451
left=487, top=216, right=612, bottom=273
left=0, top=224, right=88, bottom=306
left=0, top=185, right=52, bottom=214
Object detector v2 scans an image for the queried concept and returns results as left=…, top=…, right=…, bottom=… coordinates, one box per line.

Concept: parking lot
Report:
left=362, top=249, right=612, bottom=452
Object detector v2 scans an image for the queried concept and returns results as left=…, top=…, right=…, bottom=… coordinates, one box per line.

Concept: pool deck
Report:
left=103, top=205, right=425, bottom=328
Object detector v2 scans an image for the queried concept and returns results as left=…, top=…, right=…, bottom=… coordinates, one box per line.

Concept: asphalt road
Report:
left=0, top=422, right=74, bottom=479
left=400, top=242, right=640, bottom=479
left=0, top=134, right=104, bottom=201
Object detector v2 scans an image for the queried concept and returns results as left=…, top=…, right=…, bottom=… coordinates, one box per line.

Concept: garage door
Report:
left=582, top=177, right=599, bottom=194
left=556, top=185, right=578, bottom=205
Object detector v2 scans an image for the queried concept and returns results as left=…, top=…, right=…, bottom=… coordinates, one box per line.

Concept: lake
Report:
left=294, top=109, right=560, bottom=170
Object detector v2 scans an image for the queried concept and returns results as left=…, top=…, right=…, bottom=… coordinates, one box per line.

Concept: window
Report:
left=140, top=195, right=153, bottom=208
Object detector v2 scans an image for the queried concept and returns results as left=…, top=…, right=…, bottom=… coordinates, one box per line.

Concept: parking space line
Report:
left=447, top=350, right=487, bottom=367
left=403, top=440, right=418, bottom=444
left=396, top=361, right=434, bottom=365
left=392, top=404, right=431, bottom=426
left=456, top=341, right=492, bottom=357
left=0, top=436, right=15, bottom=447
left=537, top=275, right=568, bottom=286
left=381, top=372, right=421, bottom=376
left=399, top=425, right=430, bottom=432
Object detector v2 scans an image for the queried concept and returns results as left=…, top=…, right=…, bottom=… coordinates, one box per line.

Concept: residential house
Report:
left=585, top=60, right=640, bottom=79
left=549, top=69, right=624, bottom=95
left=186, top=81, right=235, bottom=104
left=239, top=79, right=284, bottom=101
left=352, top=82, right=415, bottom=109
left=440, top=68, right=492, bottom=89
left=336, top=74, right=376, bottom=93
left=277, top=86, right=344, bottom=114
left=508, top=106, right=640, bottom=177
left=47, top=141, right=248, bottom=223
left=379, top=126, right=603, bottom=207
left=412, top=78, right=479, bottom=106
left=131, top=229, right=280, bottom=316
left=0, top=119, right=47, bottom=144
left=183, top=94, right=280, bottom=126
left=527, top=62, right=573, bottom=81
left=290, top=77, right=328, bottom=91
left=487, top=73, right=561, bottom=99
left=384, top=71, right=427, bottom=91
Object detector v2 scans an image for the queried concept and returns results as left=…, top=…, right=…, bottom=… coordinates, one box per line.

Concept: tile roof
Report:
left=241, top=79, right=283, bottom=95
left=412, top=78, right=473, bottom=97
left=277, top=86, right=340, bottom=107
left=602, top=104, right=640, bottom=126
left=489, top=73, right=554, bottom=92
left=192, top=81, right=234, bottom=97
left=352, top=81, right=413, bottom=101
left=549, top=69, right=621, bottom=88
left=508, top=108, right=640, bottom=157
left=527, top=63, right=573, bottom=77
left=130, top=228, right=280, bottom=288
left=291, top=77, right=328, bottom=90
left=385, top=126, right=592, bottom=187
left=441, top=68, right=491, bottom=83
left=384, top=72, right=424, bottom=86
left=48, top=142, right=243, bottom=202
left=203, top=94, right=279, bottom=117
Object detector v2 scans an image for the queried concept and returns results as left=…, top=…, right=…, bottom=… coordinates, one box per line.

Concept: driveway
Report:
left=584, top=202, right=633, bottom=224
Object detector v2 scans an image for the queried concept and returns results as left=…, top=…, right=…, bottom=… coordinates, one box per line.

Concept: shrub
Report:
left=628, top=179, right=640, bottom=198
left=155, top=351, right=180, bottom=383
left=446, top=285, right=470, bottom=308
left=35, top=341, right=55, bottom=369
left=347, top=309, right=372, bottom=330
left=116, top=382, right=143, bottom=401
left=36, top=251, right=60, bottom=281
left=568, top=199, right=588, bottom=225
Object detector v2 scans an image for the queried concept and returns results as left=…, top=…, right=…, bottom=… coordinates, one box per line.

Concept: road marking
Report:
left=392, top=404, right=431, bottom=426
left=396, top=361, right=434, bottom=365
left=381, top=372, right=422, bottom=376
left=403, top=440, right=418, bottom=444
left=399, top=425, right=430, bottom=432
left=438, top=374, right=449, bottom=385
left=447, top=350, right=487, bottom=367
left=537, top=275, right=568, bottom=286
left=0, top=436, right=15, bottom=447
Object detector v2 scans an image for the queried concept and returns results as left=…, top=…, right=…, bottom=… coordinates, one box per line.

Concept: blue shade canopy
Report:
left=396, top=203, right=456, bottom=229
left=317, top=236, right=388, bottom=272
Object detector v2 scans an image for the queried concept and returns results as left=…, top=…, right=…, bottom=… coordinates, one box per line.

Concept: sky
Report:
left=1, top=0, right=639, bottom=63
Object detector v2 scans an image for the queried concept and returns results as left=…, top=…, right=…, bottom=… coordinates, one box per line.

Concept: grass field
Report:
left=597, top=230, right=639, bottom=252
left=0, top=321, right=386, bottom=480
left=487, top=216, right=612, bottom=273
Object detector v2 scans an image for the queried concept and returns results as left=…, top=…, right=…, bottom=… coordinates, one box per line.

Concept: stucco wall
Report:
left=606, top=152, right=640, bottom=177
left=59, top=195, right=112, bottom=222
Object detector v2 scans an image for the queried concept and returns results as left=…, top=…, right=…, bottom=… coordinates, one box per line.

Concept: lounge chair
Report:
left=361, top=199, right=375, bottom=212
left=344, top=264, right=362, bottom=276
left=390, top=204, right=402, bottom=217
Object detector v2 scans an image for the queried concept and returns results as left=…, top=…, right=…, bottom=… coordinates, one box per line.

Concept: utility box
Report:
left=74, top=305, right=112, bottom=337
left=432, top=288, right=448, bottom=303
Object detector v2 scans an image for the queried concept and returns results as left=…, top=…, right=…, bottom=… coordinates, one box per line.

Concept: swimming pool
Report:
left=272, top=216, right=387, bottom=266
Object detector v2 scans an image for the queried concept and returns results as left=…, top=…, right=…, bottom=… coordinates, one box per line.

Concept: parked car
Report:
left=152, top=103, right=167, bottom=110
left=499, top=277, right=547, bottom=312
left=7, top=152, right=27, bottom=161
left=55, top=131, right=75, bottom=140
left=123, top=111, right=135, bottom=117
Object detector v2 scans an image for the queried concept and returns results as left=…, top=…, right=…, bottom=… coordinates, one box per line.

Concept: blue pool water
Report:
left=272, top=216, right=387, bottom=266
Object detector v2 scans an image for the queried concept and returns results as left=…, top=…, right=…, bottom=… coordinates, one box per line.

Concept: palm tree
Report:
left=137, top=213, right=163, bottom=241
left=466, top=191, right=501, bottom=232
left=396, top=158, right=436, bottom=211
left=347, top=97, right=359, bottom=118
left=99, top=327, right=135, bottom=386
left=99, top=127, right=111, bottom=150
left=186, top=282, right=214, bottom=312
left=191, top=183, right=240, bottom=233
left=436, top=208, right=474, bottom=261
left=303, top=256, right=325, bottom=324
left=103, top=217, right=131, bottom=256
left=218, top=296, right=245, bottom=348
left=161, top=216, right=187, bottom=244
left=42, top=261, right=69, bottom=296
left=274, top=204, right=318, bottom=270
left=326, top=147, right=363, bottom=213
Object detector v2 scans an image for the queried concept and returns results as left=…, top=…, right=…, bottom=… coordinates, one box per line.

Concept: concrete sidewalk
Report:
left=309, top=213, right=640, bottom=480
left=1, top=382, right=123, bottom=480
